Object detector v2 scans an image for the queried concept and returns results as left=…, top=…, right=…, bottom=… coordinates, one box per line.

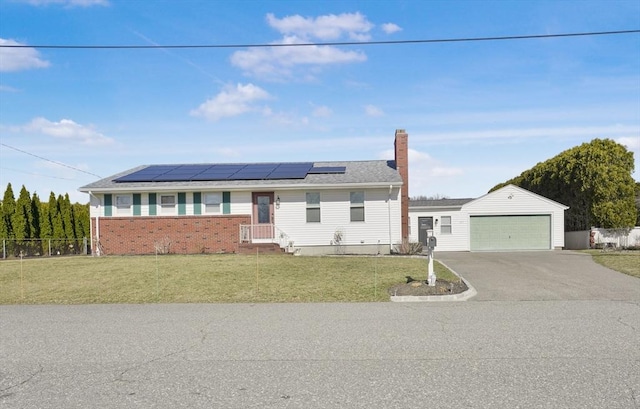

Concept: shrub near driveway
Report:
left=0, top=254, right=458, bottom=304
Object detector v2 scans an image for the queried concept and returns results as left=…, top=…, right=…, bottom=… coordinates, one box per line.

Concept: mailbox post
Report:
left=426, top=231, right=437, bottom=286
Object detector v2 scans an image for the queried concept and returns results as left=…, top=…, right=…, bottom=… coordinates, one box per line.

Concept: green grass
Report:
left=582, top=250, right=640, bottom=279
left=0, top=254, right=458, bottom=304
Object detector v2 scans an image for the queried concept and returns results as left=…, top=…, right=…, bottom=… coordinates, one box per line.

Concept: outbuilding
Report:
left=409, top=184, right=568, bottom=251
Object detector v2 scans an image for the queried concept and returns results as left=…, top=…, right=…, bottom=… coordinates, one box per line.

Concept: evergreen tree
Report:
left=73, top=202, right=90, bottom=241
left=0, top=191, right=5, bottom=240
left=31, top=193, right=43, bottom=254
left=51, top=194, right=65, bottom=254
left=61, top=194, right=76, bottom=253
left=39, top=197, right=53, bottom=239
left=12, top=186, right=32, bottom=255
left=2, top=183, right=16, bottom=240
left=492, top=138, right=637, bottom=230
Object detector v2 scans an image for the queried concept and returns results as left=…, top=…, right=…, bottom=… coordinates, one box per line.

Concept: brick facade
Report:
left=92, top=215, right=251, bottom=255
left=394, top=129, right=409, bottom=241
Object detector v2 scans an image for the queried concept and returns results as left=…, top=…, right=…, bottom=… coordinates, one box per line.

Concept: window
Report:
left=306, top=192, right=320, bottom=223
left=440, top=216, right=452, bottom=234
left=160, top=194, right=176, bottom=214
left=350, top=191, right=365, bottom=222
left=115, top=195, right=131, bottom=215
left=204, top=193, right=222, bottom=214
left=115, top=195, right=131, bottom=208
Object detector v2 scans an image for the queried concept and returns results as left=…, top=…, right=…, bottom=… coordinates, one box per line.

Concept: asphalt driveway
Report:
left=436, top=250, right=640, bottom=301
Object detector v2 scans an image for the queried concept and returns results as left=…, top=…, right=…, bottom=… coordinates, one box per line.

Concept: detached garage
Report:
left=409, top=185, right=568, bottom=252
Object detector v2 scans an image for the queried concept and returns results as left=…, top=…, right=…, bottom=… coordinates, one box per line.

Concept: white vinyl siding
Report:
left=274, top=188, right=401, bottom=247
left=409, top=210, right=469, bottom=251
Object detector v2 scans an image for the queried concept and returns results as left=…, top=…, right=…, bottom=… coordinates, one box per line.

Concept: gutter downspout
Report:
left=388, top=185, right=393, bottom=253
left=88, top=191, right=101, bottom=256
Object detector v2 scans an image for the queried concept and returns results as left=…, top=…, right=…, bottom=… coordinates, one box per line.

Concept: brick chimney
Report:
left=394, top=129, right=409, bottom=242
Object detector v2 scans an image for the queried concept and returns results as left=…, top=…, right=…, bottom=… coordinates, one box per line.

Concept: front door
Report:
left=418, top=217, right=434, bottom=246
left=252, top=192, right=274, bottom=239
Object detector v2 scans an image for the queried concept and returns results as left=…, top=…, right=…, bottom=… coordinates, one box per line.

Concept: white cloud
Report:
left=381, top=23, right=402, bottom=34
left=190, top=83, right=271, bottom=121
left=0, top=38, right=50, bottom=72
left=413, top=125, right=640, bottom=145
left=312, top=105, right=332, bottom=117
left=231, top=35, right=366, bottom=79
left=214, top=147, right=241, bottom=158
left=0, top=84, right=20, bottom=92
left=379, top=148, right=464, bottom=196
left=18, top=0, right=109, bottom=6
left=364, top=104, right=384, bottom=117
left=266, top=12, right=373, bottom=41
left=615, top=136, right=640, bottom=151
left=23, top=117, right=114, bottom=145
left=231, top=13, right=373, bottom=80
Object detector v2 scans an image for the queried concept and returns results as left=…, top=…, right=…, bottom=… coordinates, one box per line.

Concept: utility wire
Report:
left=0, top=143, right=102, bottom=179
left=0, top=166, right=79, bottom=181
left=1, top=29, right=638, bottom=49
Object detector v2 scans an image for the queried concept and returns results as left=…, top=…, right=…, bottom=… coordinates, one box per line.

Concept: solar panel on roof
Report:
left=233, top=173, right=271, bottom=180
left=114, top=162, right=340, bottom=183
left=308, top=166, right=346, bottom=174
left=113, top=165, right=179, bottom=182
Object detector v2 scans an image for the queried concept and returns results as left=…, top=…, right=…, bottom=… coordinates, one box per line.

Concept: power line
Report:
left=0, top=143, right=102, bottom=179
left=1, top=29, right=638, bottom=50
left=0, top=166, right=79, bottom=181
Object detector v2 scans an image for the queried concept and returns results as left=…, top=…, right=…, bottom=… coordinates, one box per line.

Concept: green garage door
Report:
left=470, top=215, right=551, bottom=251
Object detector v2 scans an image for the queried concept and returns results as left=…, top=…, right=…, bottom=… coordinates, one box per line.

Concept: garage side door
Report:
left=470, top=215, right=551, bottom=251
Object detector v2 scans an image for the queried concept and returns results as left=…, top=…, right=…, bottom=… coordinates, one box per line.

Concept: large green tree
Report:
left=492, top=139, right=637, bottom=231
left=73, top=202, right=90, bottom=241
left=635, top=182, right=640, bottom=226
left=39, top=199, right=53, bottom=239
left=1, top=183, right=16, bottom=240
left=12, top=185, right=33, bottom=243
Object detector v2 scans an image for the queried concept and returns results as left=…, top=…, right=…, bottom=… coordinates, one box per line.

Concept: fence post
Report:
left=49, top=239, right=52, bottom=257
left=83, top=237, right=88, bottom=255
left=2, top=239, right=5, bottom=259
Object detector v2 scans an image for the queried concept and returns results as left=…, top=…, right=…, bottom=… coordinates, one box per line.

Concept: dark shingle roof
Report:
left=79, top=160, right=402, bottom=192
left=409, top=198, right=474, bottom=208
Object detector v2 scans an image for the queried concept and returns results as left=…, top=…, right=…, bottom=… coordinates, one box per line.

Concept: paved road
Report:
left=2, top=251, right=639, bottom=408
left=437, top=250, right=640, bottom=301
left=2, top=300, right=639, bottom=409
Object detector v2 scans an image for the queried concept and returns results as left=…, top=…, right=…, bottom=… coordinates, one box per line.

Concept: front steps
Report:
left=237, top=243, right=285, bottom=255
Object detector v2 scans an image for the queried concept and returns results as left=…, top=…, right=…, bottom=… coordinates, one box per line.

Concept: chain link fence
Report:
left=1, top=238, right=89, bottom=259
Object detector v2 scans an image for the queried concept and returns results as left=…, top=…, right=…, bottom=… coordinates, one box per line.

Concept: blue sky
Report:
left=1, top=0, right=639, bottom=203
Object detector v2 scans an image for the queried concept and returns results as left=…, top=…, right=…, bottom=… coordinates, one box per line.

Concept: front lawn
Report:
left=0, top=254, right=457, bottom=304
left=583, top=250, right=640, bottom=279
